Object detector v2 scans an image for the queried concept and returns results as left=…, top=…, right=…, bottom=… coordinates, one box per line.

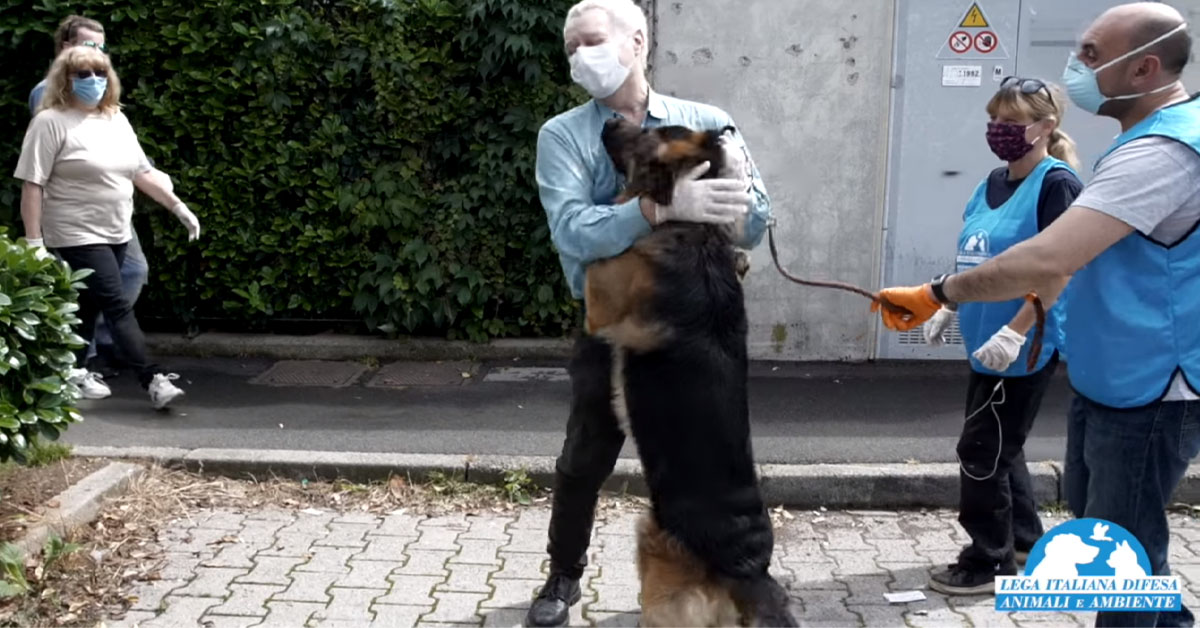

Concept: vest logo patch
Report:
left=957, top=229, right=991, bottom=268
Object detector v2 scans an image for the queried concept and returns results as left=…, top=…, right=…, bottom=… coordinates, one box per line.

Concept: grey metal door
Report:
left=877, top=0, right=1125, bottom=361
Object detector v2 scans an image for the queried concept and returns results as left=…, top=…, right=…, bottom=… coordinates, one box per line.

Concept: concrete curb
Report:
left=71, top=446, right=1200, bottom=509
left=15, top=461, right=145, bottom=556
left=145, top=332, right=574, bottom=362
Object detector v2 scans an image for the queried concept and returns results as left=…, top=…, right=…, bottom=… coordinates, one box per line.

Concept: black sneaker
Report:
left=929, top=563, right=1009, bottom=596
left=524, top=572, right=581, bottom=627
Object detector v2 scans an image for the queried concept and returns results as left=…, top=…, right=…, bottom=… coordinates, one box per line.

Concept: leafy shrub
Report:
left=0, top=0, right=592, bottom=341
left=0, top=230, right=88, bottom=464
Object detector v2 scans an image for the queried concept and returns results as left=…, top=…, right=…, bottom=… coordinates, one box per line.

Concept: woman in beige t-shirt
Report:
left=14, top=45, right=200, bottom=411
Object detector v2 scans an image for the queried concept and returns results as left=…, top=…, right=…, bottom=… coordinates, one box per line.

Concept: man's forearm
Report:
left=943, top=238, right=1061, bottom=303
left=20, top=182, right=43, bottom=240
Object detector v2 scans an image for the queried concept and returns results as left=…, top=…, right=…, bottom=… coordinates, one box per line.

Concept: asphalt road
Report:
left=63, top=356, right=1074, bottom=465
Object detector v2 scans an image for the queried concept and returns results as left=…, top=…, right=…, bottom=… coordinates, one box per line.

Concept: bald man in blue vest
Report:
left=873, top=3, right=1199, bottom=626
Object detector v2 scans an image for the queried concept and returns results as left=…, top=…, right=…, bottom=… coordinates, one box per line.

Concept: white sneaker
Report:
left=68, top=368, right=111, bottom=400
left=148, top=373, right=185, bottom=410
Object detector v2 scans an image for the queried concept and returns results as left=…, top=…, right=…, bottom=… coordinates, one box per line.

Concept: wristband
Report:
left=930, top=273, right=952, bottom=305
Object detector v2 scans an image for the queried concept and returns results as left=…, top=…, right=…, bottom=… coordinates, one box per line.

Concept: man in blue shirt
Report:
left=526, top=1, right=771, bottom=625
left=29, top=15, right=156, bottom=382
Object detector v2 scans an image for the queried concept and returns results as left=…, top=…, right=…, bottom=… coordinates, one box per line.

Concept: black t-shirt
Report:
left=985, top=166, right=1084, bottom=232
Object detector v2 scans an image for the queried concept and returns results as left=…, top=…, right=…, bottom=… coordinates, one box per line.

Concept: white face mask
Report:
left=569, top=37, right=631, bottom=99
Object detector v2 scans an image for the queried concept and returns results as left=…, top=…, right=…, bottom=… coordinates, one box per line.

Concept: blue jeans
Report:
left=88, top=229, right=149, bottom=364
left=1065, top=393, right=1200, bottom=628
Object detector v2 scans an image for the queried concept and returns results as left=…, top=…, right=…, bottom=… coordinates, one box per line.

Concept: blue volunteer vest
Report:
left=1065, top=95, right=1200, bottom=408
left=955, top=156, right=1072, bottom=377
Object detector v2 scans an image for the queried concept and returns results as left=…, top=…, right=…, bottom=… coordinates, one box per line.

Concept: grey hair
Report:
left=564, top=0, right=650, bottom=64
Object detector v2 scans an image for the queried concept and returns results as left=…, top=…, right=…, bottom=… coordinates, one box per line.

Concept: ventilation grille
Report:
left=898, top=318, right=964, bottom=346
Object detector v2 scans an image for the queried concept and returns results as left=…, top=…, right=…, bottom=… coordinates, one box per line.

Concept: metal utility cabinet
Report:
left=877, top=0, right=1129, bottom=361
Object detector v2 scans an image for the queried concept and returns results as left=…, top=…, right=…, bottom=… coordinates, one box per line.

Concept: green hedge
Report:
left=0, top=0, right=588, bottom=341
left=0, top=228, right=88, bottom=464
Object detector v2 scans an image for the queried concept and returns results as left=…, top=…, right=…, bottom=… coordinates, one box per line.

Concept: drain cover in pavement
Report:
left=249, top=360, right=368, bottom=388
left=365, top=361, right=478, bottom=388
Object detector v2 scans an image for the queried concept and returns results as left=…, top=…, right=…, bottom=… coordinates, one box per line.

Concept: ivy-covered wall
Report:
left=1, top=0, right=588, bottom=341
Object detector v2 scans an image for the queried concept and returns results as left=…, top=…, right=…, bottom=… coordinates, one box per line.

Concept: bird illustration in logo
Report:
left=1090, top=522, right=1113, bottom=542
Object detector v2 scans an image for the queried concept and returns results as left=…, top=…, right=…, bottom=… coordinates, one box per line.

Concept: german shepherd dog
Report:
left=583, top=117, right=796, bottom=627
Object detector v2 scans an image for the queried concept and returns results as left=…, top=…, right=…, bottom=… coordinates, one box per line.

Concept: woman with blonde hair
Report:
left=13, top=45, right=199, bottom=410
left=922, top=76, right=1083, bottom=595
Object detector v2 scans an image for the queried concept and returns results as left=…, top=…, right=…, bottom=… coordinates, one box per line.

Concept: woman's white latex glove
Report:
left=923, top=307, right=956, bottom=346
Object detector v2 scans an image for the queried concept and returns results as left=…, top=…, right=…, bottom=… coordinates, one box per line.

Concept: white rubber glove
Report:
left=654, top=161, right=751, bottom=226
left=923, top=307, right=956, bottom=346
left=23, top=237, right=52, bottom=261
left=169, top=202, right=201, bottom=241
left=973, top=325, right=1026, bottom=371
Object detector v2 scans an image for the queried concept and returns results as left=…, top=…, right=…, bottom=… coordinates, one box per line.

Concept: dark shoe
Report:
left=524, top=573, right=581, bottom=627
left=1015, top=549, right=1030, bottom=566
left=929, top=563, right=1012, bottom=596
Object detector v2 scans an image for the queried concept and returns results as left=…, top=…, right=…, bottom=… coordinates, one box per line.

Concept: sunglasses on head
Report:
left=1000, top=76, right=1056, bottom=108
left=74, top=68, right=108, bottom=79
left=77, top=40, right=107, bottom=52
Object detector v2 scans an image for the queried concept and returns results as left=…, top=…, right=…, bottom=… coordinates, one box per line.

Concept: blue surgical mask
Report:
left=71, top=76, right=107, bottom=107
left=1062, top=22, right=1188, bottom=114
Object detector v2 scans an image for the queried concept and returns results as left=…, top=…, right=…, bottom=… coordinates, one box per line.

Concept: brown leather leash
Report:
left=766, top=223, right=911, bottom=316
left=766, top=223, right=1047, bottom=374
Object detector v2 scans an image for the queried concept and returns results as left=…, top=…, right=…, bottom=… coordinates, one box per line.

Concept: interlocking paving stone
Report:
left=206, top=583, right=286, bottom=617
left=295, top=546, right=357, bottom=574
left=174, top=567, right=249, bottom=598
left=235, top=555, right=306, bottom=586
left=334, top=559, right=398, bottom=589
left=376, top=575, right=443, bottom=606
left=356, top=534, right=415, bottom=562
left=254, top=600, right=326, bottom=627
left=140, top=596, right=221, bottom=628
left=315, top=587, right=381, bottom=622
left=370, top=604, right=433, bottom=627
left=423, top=591, right=489, bottom=624
left=139, top=505, right=1200, bottom=628
left=128, top=579, right=189, bottom=612
left=272, top=571, right=339, bottom=603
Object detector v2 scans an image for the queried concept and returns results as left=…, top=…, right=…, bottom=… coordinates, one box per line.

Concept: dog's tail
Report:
left=727, top=573, right=797, bottom=627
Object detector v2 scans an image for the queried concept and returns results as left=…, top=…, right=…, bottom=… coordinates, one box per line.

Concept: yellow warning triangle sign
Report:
left=960, top=3, right=989, bottom=28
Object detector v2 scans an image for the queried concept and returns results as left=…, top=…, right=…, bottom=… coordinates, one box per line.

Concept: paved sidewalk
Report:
left=112, top=504, right=1200, bottom=628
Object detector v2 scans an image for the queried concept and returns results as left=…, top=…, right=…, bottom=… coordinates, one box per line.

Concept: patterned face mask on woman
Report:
left=986, top=121, right=1042, bottom=162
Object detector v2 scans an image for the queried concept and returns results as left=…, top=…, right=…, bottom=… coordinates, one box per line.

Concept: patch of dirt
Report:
left=0, top=458, right=108, bottom=544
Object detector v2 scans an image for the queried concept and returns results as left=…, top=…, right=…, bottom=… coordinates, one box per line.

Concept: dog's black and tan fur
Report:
left=583, top=118, right=796, bottom=627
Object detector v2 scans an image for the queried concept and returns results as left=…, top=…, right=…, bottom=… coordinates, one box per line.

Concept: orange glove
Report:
left=870, top=284, right=942, bottom=332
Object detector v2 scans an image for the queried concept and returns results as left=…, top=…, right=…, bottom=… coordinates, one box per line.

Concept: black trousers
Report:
left=546, top=334, right=626, bottom=580
left=956, top=351, right=1060, bottom=571
left=53, top=243, right=159, bottom=389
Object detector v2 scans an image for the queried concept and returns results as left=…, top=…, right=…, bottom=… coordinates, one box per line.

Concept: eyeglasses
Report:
left=1000, top=76, right=1056, bottom=108
left=74, top=68, right=108, bottom=79
left=77, top=40, right=107, bottom=52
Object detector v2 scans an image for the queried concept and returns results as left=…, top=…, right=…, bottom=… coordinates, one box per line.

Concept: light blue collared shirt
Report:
left=535, top=90, right=772, bottom=299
